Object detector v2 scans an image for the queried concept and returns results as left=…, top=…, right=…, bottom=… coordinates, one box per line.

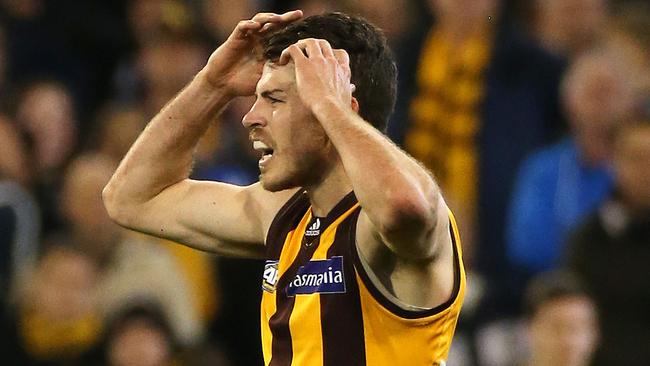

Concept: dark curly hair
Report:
left=263, top=12, right=397, bottom=132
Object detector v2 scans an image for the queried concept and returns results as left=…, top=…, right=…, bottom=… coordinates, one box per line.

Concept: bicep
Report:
left=126, top=180, right=293, bottom=257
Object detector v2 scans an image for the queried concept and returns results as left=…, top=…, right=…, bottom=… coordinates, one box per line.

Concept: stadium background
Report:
left=0, top=0, right=648, bottom=365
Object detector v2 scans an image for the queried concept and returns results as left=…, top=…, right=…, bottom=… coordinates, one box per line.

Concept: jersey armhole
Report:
left=350, top=210, right=464, bottom=320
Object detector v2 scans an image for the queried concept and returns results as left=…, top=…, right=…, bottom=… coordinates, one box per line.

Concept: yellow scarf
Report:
left=406, top=27, right=492, bottom=226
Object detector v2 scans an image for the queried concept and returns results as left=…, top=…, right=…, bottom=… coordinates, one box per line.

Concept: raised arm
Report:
left=103, top=11, right=303, bottom=257
left=279, top=39, right=450, bottom=261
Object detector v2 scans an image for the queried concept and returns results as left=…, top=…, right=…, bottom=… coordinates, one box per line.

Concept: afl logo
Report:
left=262, top=260, right=279, bottom=293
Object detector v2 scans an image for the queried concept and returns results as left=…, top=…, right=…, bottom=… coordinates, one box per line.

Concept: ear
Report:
left=351, top=96, right=359, bottom=113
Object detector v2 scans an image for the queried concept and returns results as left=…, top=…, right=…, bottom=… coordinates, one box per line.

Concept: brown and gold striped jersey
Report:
left=260, top=190, right=465, bottom=366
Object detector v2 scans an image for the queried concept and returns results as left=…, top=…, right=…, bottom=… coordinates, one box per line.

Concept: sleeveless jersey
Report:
left=260, top=190, right=465, bottom=366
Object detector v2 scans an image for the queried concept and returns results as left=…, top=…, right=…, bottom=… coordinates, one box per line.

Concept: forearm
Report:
left=104, top=70, right=231, bottom=209
left=313, top=99, right=441, bottom=232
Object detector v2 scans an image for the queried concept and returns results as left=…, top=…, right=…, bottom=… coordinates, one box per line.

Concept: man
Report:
left=565, top=116, right=650, bottom=365
left=103, top=10, right=465, bottom=366
left=507, top=48, right=636, bottom=274
left=522, top=271, right=599, bottom=366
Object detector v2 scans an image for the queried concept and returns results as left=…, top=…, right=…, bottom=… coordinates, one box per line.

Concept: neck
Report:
left=305, top=160, right=353, bottom=217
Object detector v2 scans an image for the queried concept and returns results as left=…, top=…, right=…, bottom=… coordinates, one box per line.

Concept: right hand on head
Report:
left=203, top=10, right=303, bottom=98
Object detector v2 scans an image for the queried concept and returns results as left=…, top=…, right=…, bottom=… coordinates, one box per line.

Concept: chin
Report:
left=260, top=173, right=297, bottom=192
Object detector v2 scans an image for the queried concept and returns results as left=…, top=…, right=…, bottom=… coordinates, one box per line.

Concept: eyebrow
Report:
left=260, top=89, right=286, bottom=99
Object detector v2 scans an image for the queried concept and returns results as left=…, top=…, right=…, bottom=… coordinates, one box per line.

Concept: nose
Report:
left=242, top=99, right=267, bottom=129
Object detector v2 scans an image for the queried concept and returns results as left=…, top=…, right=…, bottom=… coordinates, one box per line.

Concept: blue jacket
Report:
left=507, top=139, right=613, bottom=272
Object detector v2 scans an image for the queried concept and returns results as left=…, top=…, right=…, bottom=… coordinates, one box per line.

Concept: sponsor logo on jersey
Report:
left=305, top=217, right=321, bottom=237
left=262, top=260, right=279, bottom=293
left=287, top=256, right=345, bottom=296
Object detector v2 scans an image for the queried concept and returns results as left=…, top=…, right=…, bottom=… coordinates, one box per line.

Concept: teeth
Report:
left=253, top=141, right=270, bottom=151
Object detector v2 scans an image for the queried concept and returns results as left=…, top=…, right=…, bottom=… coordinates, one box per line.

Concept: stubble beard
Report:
left=259, top=158, right=318, bottom=193
left=259, top=167, right=302, bottom=192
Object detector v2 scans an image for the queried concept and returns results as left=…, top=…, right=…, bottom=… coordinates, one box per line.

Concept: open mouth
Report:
left=253, top=140, right=274, bottom=167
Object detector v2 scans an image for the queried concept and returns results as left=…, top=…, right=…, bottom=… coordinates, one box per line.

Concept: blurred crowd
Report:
left=0, top=0, right=648, bottom=365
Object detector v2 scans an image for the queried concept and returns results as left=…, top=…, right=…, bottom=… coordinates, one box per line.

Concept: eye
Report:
left=266, top=96, right=284, bottom=104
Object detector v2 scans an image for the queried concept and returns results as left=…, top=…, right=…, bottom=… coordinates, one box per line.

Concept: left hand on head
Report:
left=278, top=38, right=355, bottom=111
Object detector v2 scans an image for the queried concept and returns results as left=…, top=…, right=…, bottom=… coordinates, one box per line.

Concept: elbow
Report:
left=102, top=181, right=132, bottom=227
left=380, top=189, right=438, bottom=236
left=377, top=189, right=444, bottom=260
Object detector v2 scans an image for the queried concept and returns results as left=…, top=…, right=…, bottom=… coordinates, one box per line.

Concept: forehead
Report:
left=256, top=62, right=296, bottom=93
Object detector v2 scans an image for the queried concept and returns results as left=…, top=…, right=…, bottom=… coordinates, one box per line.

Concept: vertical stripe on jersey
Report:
left=286, top=218, right=340, bottom=366
left=320, top=208, right=366, bottom=366
left=268, top=212, right=318, bottom=366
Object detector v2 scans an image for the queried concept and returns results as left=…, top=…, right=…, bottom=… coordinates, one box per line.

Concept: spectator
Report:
left=565, top=116, right=650, bottom=365
left=0, top=179, right=40, bottom=311
left=113, top=32, right=209, bottom=117
left=58, top=153, right=206, bottom=346
left=507, top=47, right=637, bottom=275
left=94, top=105, right=147, bottom=162
left=522, top=271, right=599, bottom=366
left=531, top=0, right=608, bottom=58
left=1, top=244, right=102, bottom=365
left=59, top=153, right=121, bottom=266
left=95, top=303, right=183, bottom=366
left=13, top=79, right=78, bottom=234
left=14, top=79, right=78, bottom=178
left=0, top=88, right=40, bottom=312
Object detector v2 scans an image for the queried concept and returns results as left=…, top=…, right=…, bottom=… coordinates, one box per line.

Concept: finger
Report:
left=251, top=12, right=282, bottom=23
left=333, top=49, right=351, bottom=79
left=293, top=39, right=323, bottom=58
left=279, top=44, right=307, bottom=66
left=319, top=40, right=335, bottom=59
left=232, top=19, right=263, bottom=39
left=279, top=47, right=291, bottom=65
left=333, top=49, right=350, bottom=67
left=252, top=10, right=302, bottom=28
left=253, top=10, right=302, bottom=35
left=277, top=9, right=303, bottom=23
